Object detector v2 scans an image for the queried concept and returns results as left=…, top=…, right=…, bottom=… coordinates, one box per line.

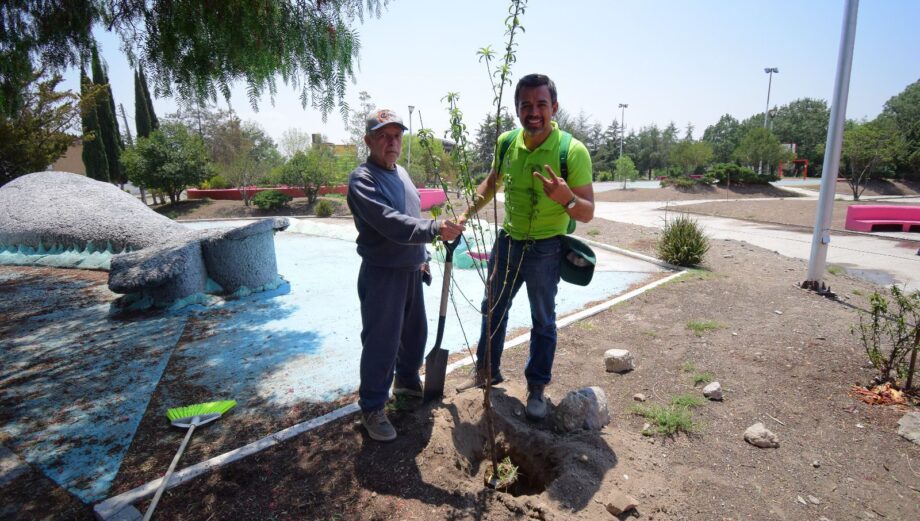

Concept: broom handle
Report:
left=143, top=420, right=198, bottom=521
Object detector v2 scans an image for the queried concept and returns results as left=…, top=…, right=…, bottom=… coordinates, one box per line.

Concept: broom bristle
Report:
left=166, top=400, right=237, bottom=422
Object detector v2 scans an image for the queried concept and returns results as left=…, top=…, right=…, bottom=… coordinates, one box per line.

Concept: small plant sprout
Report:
left=692, top=372, right=715, bottom=386
left=486, top=456, right=520, bottom=490
left=687, top=320, right=722, bottom=337
left=586, top=228, right=600, bottom=237
left=827, top=265, right=844, bottom=276
left=671, top=393, right=705, bottom=408
left=680, top=361, right=696, bottom=373
left=631, top=403, right=698, bottom=436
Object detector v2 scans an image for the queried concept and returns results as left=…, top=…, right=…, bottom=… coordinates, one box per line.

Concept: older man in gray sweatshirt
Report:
left=347, top=109, right=463, bottom=442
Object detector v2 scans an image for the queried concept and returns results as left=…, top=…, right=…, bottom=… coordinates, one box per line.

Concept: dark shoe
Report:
left=455, top=366, right=505, bottom=392
left=361, top=409, right=396, bottom=442
left=392, top=375, right=423, bottom=398
left=525, top=384, right=547, bottom=421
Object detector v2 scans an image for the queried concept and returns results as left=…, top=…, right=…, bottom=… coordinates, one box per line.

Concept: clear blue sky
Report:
left=63, top=0, right=920, bottom=146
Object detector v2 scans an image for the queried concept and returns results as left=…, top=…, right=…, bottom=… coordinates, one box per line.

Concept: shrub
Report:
left=252, top=189, right=292, bottom=210
left=596, top=170, right=615, bottom=182
left=853, top=286, right=920, bottom=389
left=709, top=163, right=776, bottom=185
left=660, top=176, right=697, bottom=189
left=658, top=213, right=709, bottom=267
left=314, top=199, right=335, bottom=217
left=202, top=175, right=231, bottom=189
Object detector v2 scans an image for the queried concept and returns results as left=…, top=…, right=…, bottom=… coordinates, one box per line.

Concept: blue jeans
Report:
left=357, top=262, right=427, bottom=412
left=475, top=231, right=561, bottom=385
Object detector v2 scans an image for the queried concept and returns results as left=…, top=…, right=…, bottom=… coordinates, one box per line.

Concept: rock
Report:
left=633, top=393, right=647, bottom=402
left=604, top=489, right=638, bottom=516
left=808, top=495, right=821, bottom=505
left=703, top=382, right=723, bottom=401
left=774, top=310, right=783, bottom=315
left=744, top=422, right=779, bottom=448
left=604, top=349, right=635, bottom=373
left=812, top=460, right=821, bottom=468
left=897, top=412, right=920, bottom=445
left=796, top=496, right=807, bottom=505
left=553, top=387, right=610, bottom=432
left=0, top=171, right=288, bottom=309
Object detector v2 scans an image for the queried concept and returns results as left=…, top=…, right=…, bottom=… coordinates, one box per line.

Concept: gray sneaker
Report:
left=525, top=384, right=547, bottom=421
left=361, top=409, right=396, bottom=442
left=455, top=367, right=505, bottom=392
left=392, top=375, right=423, bottom=398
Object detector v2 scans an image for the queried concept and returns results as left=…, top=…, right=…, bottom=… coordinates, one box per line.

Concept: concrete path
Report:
left=593, top=199, right=920, bottom=291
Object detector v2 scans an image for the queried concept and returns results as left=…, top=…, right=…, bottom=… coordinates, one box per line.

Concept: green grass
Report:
left=692, top=372, right=715, bottom=386
left=680, top=361, right=696, bottom=373
left=586, top=228, right=601, bottom=237
left=632, top=404, right=698, bottom=436
left=827, top=265, right=844, bottom=276
left=670, top=393, right=706, bottom=408
left=643, top=330, right=659, bottom=338
left=852, top=288, right=864, bottom=296
left=576, top=320, right=596, bottom=331
left=686, top=320, right=722, bottom=336
left=384, top=395, right=413, bottom=413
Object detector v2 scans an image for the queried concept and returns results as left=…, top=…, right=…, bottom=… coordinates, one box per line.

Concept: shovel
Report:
left=423, top=237, right=461, bottom=403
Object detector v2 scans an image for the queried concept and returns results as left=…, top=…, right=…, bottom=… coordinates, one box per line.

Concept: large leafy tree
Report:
left=771, top=98, right=830, bottom=169
left=670, top=140, right=714, bottom=175
left=880, top=80, right=920, bottom=175
left=0, top=70, right=100, bottom=185
left=733, top=127, right=792, bottom=171
left=1, top=1, right=386, bottom=118
left=120, top=121, right=209, bottom=203
left=702, top=114, right=743, bottom=164
left=280, top=146, right=337, bottom=203
left=841, top=119, right=904, bottom=200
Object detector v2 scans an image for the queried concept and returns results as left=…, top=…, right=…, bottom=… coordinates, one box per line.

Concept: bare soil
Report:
left=2, top=192, right=920, bottom=520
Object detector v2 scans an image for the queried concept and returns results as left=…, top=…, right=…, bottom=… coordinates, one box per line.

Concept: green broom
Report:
left=142, top=400, right=237, bottom=521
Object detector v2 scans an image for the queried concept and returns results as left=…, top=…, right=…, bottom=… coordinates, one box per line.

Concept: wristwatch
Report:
left=565, top=196, right=578, bottom=209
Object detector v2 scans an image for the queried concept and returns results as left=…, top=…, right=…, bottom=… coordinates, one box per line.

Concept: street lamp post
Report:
left=407, top=105, right=415, bottom=174
left=760, top=67, right=779, bottom=174
left=763, top=68, right=778, bottom=128
left=618, top=103, right=628, bottom=157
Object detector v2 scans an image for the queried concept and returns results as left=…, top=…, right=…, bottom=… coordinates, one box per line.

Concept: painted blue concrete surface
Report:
left=0, top=277, right=187, bottom=503
left=0, top=222, right=653, bottom=504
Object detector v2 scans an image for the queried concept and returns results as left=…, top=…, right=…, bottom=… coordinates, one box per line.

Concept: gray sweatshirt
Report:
left=347, top=161, right=439, bottom=269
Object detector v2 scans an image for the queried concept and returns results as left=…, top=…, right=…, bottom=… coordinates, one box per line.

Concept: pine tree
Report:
left=140, top=68, right=159, bottom=130
left=90, top=46, right=123, bottom=184
left=80, top=68, right=109, bottom=182
left=134, top=70, right=152, bottom=138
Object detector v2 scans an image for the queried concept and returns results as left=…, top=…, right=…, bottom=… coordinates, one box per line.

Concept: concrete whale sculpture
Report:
left=0, top=171, right=288, bottom=309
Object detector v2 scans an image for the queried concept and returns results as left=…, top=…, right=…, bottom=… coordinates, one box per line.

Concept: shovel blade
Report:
left=423, top=347, right=450, bottom=403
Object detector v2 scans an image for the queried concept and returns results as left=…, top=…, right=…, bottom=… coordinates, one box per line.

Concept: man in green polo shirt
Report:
left=457, top=73, right=595, bottom=420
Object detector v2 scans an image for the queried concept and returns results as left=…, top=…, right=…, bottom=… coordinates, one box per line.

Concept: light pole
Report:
left=407, top=105, right=415, bottom=174
left=763, top=67, right=778, bottom=128
left=618, top=103, right=628, bottom=157
left=760, top=67, right=778, bottom=174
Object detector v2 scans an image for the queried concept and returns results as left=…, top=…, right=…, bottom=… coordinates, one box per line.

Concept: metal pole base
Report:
left=800, top=280, right=837, bottom=299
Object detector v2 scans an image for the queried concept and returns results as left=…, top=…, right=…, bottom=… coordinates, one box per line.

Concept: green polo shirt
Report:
left=491, top=122, right=593, bottom=240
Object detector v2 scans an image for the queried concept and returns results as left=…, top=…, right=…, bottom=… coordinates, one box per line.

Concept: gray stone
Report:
left=604, top=349, right=635, bottom=373
left=744, top=422, right=779, bottom=448
left=703, top=381, right=723, bottom=401
left=633, top=393, right=647, bottom=402
left=604, top=489, right=638, bottom=516
left=553, top=386, right=610, bottom=432
left=897, top=412, right=920, bottom=445
left=0, top=172, right=288, bottom=309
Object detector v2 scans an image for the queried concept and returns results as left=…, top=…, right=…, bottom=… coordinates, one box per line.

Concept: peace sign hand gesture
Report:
left=532, top=164, right=575, bottom=206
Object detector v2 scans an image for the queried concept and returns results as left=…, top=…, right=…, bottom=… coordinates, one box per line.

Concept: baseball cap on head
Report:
left=366, top=109, right=408, bottom=134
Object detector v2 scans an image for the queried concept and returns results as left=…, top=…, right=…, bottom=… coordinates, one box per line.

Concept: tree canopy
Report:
left=121, top=121, right=209, bottom=203
left=1, top=0, right=386, bottom=118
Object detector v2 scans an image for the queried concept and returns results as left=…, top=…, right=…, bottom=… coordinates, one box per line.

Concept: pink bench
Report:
left=418, top=188, right=447, bottom=210
left=845, top=205, right=920, bottom=232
